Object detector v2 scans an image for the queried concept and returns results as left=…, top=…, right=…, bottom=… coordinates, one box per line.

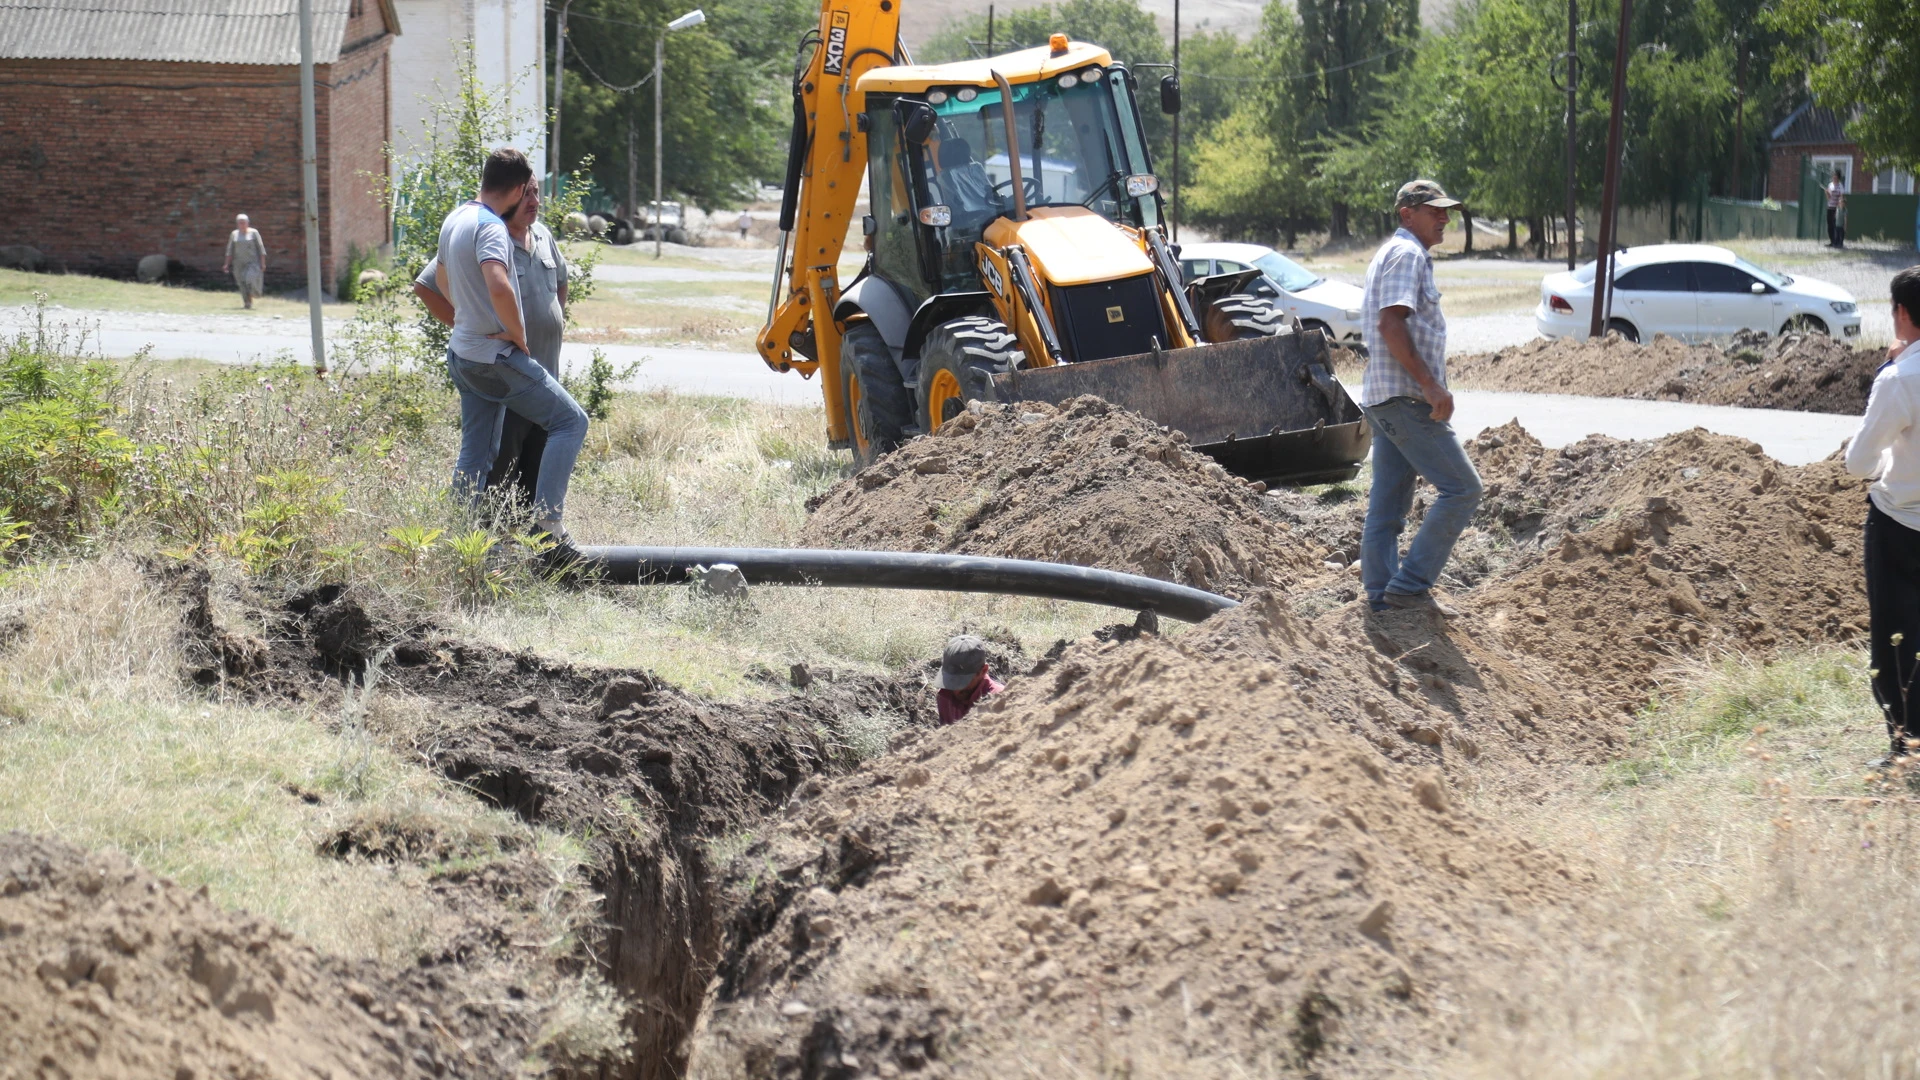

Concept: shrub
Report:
left=0, top=305, right=134, bottom=546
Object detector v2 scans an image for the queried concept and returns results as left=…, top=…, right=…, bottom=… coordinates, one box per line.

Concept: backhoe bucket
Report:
left=985, top=329, right=1371, bottom=486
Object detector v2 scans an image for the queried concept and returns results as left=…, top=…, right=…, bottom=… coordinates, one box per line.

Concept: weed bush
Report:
left=0, top=303, right=135, bottom=546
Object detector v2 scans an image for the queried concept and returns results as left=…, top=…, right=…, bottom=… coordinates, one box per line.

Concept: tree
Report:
left=1767, top=0, right=1920, bottom=172
left=554, top=0, right=814, bottom=211
left=1291, top=0, right=1422, bottom=238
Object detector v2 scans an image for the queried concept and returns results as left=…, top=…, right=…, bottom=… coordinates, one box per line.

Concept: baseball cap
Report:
left=1394, top=179, right=1462, bottom=211
left=939, top=635, right=990, bottom=691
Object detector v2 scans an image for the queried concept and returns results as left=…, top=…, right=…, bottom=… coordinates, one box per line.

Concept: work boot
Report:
left=530, top=524, right=596, bottom=582
left=1382, top=589, right=1460, bottom=618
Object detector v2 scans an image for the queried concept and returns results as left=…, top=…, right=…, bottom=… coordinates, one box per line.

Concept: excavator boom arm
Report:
left=757, top=0, right=901, bottom=444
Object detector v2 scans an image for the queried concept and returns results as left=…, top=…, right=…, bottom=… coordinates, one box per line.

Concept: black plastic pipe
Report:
left=578, top=546, right=1240, bottom=624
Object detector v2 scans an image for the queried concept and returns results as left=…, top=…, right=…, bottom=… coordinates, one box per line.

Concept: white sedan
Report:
left=1177, top=242, right=1367, bottom=348
left=1535, top=243, right=1861, bottom=343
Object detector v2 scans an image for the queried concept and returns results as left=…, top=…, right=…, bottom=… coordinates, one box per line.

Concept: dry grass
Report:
left=1455, top=648, right=1920, bottom=1078
left=0, top=266, right=356, bottom=319
left=0, top=559, right=579, bottom=965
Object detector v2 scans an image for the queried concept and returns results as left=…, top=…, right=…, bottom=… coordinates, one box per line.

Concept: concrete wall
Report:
left=389, top=0, right=547, bottom=184
left=0, top=52, right=390, bottom=290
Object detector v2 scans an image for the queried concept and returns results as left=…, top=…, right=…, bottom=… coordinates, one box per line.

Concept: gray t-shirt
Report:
left=437, top=201, right=519, bottom=363
left=417, top=220, right=567, bottom=373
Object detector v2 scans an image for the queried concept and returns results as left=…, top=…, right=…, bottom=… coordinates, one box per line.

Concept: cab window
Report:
left=1692, top=263, right=1763, bottom=294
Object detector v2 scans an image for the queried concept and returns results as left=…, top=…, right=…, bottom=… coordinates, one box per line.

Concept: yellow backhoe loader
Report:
left=756, top=2, right=1369, bottom=484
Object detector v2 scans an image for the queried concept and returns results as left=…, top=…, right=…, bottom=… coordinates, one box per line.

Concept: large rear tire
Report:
left=1201, top=295, right=1288, bottom=342
left=916, top=317, right=1023, bottom=434
left=840, top=321, right=912, bottom=466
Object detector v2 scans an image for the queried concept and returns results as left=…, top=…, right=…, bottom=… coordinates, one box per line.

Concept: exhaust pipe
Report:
left=578, top=546, right=1238, bottom=623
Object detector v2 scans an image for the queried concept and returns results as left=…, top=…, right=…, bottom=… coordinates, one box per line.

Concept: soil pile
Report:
left=1470, top=427, right=1867, bottom=709
left=0, top=831, right=494, bottom=1079
left=1451, top=331, right=1884, bottom=413
left=801, top=397, right=1327, bottom=598
left=694, top=594, right=1599, bottom=1078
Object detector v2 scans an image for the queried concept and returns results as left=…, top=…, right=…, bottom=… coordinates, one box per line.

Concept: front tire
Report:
left=1201, top=295, right=1289, bottom=342
left=916, top=317, right=1022, bottom=434
left=1782, top=314, right=1829, bottom=336
left=840, top=321, right=912, bottom=466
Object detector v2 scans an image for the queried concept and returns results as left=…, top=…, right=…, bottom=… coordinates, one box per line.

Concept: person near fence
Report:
left=1827, top=169, right=1846, bottom=248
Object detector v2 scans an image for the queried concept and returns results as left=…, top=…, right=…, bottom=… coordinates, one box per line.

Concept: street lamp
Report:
left=655, top=8, right=706, bottom=258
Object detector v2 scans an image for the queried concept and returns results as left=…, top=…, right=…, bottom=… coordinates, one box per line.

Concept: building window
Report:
left=1812, top=155, right=1853, bottom=191
left=1873, top=168, right=1915, bottom=195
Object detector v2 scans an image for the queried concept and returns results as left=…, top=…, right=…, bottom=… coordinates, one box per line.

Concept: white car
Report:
left=1535, top=243, right=1862, bottom=343
left=1177, top=242, right=1367, bottom=348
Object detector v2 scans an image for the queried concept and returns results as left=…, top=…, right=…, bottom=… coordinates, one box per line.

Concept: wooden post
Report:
left=298, top=0, right=326, bottom=373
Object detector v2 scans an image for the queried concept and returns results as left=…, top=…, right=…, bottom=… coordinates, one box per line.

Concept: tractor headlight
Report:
left=928, top=90, right=949, bottom=105
left=1058, top=74, right=1079, bottom=88
left=918, top=205, right=952, bottom=227
left=956, top=87, right=978, bottom=102
left=1831, top=300, right=1857, bottom=314
left=1080, top=66, right=1104, bottom=82
left=1125, top=174, right=1159, bottom=197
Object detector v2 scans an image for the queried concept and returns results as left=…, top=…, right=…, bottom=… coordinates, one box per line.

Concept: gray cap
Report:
left=1394, top=179, right=1462, bottom=211
left=940, top=635, right=990, bottom=691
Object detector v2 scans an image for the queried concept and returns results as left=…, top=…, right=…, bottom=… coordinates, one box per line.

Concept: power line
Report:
left=567, top=37, right=655, bottom=93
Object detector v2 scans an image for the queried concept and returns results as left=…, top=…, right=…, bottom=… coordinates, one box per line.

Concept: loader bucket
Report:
left=985, top=328, right=1371, bottom=486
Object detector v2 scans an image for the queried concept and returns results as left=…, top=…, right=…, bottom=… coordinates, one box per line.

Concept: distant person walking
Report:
left=413, top=180, right=570, bottom=518
left=1357, top=180, right=1482, bottom=618
left=736, top=208, right=753, bottom=241
left=1827, top=169, right=1847, bottom=248
left=436, top=148, right=588, bottom=562
left=222, top=214, right=266, bottom=309
left=1845, top=266, right=1920, bottom=761
left=1834, top=194, right=1849, bottom=251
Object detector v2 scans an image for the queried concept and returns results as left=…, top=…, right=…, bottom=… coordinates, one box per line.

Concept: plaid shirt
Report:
left=1360, top=228, right=1447, bottom=407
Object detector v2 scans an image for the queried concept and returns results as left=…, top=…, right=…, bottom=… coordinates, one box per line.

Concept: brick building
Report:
left=0, top=0, right=400, bottom=291
left=1767, top=102, right=1917, bottom=202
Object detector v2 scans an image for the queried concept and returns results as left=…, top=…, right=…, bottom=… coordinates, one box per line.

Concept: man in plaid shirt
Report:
left=1357, top=180, right=1482, bottom=617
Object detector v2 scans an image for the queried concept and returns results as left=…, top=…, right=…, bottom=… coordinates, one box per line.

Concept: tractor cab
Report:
left=858, top=41, right=1163, bottom=307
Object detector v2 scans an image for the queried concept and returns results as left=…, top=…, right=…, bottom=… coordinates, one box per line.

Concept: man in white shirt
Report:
left=1845, top=266, right=1920, bottom=758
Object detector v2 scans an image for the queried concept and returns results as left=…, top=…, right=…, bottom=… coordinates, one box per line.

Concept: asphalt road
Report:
left=6, top=308, right=1857, bottom=466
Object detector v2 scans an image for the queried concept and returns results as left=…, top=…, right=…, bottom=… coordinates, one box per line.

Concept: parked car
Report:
left=1535, top=243, right=1861, bottom=343
left=1177, top=242, right=1367, bottom=349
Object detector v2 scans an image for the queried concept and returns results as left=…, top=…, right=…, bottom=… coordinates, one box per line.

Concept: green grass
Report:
left=0, top=267, right=355, bottom=319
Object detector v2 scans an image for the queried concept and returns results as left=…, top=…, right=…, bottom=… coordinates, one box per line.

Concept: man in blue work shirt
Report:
left=436, top=148, right=589, bottom=563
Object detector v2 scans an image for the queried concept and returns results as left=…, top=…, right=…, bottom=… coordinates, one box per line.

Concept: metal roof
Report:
left=1769, top=102, right=1851, bottom=146
left=0, top=0, right=382, bottom=66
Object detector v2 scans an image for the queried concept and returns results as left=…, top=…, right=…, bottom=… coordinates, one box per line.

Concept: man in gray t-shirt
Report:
left=436, top=148, right=588, bottom=563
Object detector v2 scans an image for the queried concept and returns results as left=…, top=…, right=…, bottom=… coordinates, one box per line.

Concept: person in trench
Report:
left=414, top=179, right=571, bottom=521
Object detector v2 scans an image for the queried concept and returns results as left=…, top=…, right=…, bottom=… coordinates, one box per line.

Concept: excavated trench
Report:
left=170, top=569, right=935, bottom=1079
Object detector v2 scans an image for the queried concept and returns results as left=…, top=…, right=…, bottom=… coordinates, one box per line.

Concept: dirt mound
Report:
left=801, top=397, right=1327, bottom=598
left=1451, top=331, right=1883, bottom=413
left=0, top=830, right=504, bottom=1079
left=1471, top=427, right=1867, bottom=709
left=694, top=594, right=1598, bottom=1078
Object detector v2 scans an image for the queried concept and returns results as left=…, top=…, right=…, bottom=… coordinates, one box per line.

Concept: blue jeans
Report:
left=1360, top=396, right=1483, bottom=601
left=446, top=347, right=588, bottom=523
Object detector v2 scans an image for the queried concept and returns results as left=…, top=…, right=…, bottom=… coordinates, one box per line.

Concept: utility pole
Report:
left=1171, top=0, right=1180, bottom=242
left=1563, top=0, right=1578, bottom=269
left=551, top=0, right=571, bottom=196
left=298, top=0, right=325, bottom=374
left=985, top=4, right=994, bottom=55
left=1588, top=0, right=1632, bottom=339
left=655, top=9, right=706, bottom=259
